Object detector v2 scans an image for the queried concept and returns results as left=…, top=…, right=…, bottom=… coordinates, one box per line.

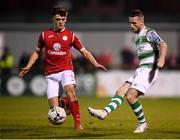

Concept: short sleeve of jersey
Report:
left=36, top=32, right=44, bottom=51
left=146, top=30, right=163, bottom=45
left=72, top=34, right=85, bottom=51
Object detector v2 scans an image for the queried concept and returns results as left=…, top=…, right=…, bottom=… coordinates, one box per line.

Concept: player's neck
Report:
left=53, top=27, right=65, bottom=33
left=138, top=25, right=145, bottom=34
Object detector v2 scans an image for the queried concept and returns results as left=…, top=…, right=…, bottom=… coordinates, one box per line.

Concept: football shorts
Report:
left=127, top=67, right=159, bottom=94
left=45, top=70, right=76, bottom=99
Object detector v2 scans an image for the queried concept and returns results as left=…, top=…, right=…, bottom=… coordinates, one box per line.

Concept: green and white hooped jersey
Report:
left=135, top=26, right=164, bottom=67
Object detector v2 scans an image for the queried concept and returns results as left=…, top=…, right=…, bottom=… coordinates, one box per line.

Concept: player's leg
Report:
left=88, top=82, right=131, bottom=119
left=64, top=84, right=83, bottom=130
left=62, top=70, right=83, bottom=130
left=126, top=89, right=148, bottom=133
left=46, top=77, right=60, bottom=108
left=126, top=67, right=158, bottom=133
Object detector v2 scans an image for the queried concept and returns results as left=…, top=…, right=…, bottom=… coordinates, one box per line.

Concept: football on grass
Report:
left=48, top=107, right=66, bottom=125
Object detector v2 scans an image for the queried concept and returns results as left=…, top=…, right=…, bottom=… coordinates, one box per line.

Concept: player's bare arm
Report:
left=81, top=49, right=108, bottom=71
left=157, top=41, right=167, bottom=68
left=18, top=50, right=40, bottom=77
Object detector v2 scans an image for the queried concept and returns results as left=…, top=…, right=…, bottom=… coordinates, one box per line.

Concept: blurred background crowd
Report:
left=1, top=0, right=180, bottom=23
left=0, top=0, right=180, bottom=78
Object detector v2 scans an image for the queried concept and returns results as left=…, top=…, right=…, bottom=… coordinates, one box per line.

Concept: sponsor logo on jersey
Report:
left=48, top=50, right=66, bottom=55
left=147, top=31, right=161, bottom=43
left=48, top=43, right=66, bottom=55
left=53, top=43, right=61, bottom=51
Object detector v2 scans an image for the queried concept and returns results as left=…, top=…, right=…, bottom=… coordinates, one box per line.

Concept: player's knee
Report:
left=127, top=95, right=136, bottom=104
left=67, top=92, right=76, bottom=100
left=126, top=90, right=138, bottom=104
left=116, top=82, right=130, bottom=97
left=64, top=85, right=77, bottom=101
left=116, top=88, right=126, bottom=97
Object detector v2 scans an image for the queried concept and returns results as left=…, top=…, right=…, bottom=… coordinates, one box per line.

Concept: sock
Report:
left=104, top=95, right=123, bottom=113
left=59, top=96, right=69, bottom=107
left=69, top=100, right=81, bottom=127
left=130, top=100, right=146, bottom=124
left=59, top=96, right=71, bottom=115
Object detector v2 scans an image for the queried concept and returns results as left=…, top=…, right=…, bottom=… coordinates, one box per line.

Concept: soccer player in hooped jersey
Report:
left=19, top=7, right=107, bottom=130
left=88, top=10, right=167, bottom=133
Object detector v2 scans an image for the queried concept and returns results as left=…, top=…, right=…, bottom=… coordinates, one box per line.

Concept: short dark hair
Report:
left=52, top=7, right=68, bottom=17
left=129, top=9, right=144, bottom=18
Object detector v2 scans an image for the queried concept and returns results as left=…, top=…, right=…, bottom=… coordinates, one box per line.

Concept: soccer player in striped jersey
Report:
left=19, top=6, right=107, bottom=130
left=88, top=9, right=167, bottom=133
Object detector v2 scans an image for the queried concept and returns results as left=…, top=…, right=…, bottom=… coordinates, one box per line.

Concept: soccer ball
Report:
left=48, top=107, right=66, bottom=125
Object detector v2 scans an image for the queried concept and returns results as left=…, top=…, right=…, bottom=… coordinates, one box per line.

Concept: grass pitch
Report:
left=0, top=96, right=180, bottom=139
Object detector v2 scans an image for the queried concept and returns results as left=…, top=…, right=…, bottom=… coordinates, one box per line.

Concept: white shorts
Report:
left=45, top=70, right=76, bottom=99
left=127, top=67, right=159, bottom=94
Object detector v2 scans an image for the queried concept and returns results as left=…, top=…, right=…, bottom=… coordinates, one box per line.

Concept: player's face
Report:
left=53, top=14, right=67, bottom=31
left=129, top=16, right=143, bottom=33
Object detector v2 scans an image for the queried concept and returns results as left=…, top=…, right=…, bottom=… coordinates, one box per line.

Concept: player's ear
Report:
left=139, top=17, right=144, bottom=24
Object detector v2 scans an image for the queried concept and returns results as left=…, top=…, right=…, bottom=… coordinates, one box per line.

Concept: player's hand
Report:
left=157, top=58, right=165, bottom=68
left=18, top=67, right=30, bottom=77
left=95, top=64, right=108, bottom=72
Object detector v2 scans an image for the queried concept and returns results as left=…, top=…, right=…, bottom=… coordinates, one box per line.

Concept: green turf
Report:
left=0, top=96, right=180, bottom=139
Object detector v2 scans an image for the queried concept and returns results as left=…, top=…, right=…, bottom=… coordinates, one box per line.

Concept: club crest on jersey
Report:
left=62, top=36, right=68, bottom=41
left=53, top=43, right=61, bottom=51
